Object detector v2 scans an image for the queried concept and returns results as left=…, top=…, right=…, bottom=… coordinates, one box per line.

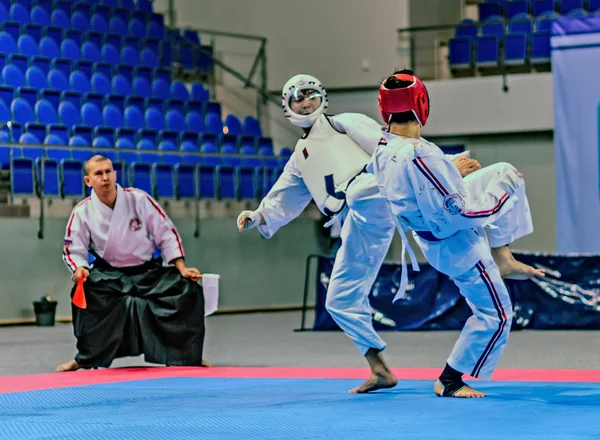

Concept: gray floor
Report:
left=0, top=311, right=598, bottom=376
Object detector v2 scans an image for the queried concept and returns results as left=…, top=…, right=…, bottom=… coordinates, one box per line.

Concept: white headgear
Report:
left=281, top=74, right=328, bottom=128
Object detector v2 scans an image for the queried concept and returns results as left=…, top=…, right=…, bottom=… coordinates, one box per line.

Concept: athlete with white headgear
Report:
left=237, top=74, right=399, bottom=393
left=367, top=69, right=545, bottom=397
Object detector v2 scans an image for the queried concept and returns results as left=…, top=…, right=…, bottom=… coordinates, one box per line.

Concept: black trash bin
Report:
left=33, top=298, right=57, bottom=327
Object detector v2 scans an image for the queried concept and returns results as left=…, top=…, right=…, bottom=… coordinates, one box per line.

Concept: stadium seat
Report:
left=153, top=163, right=175, bottom=198
left=531, top=31, right=551, bottom=64
left=449, top=37, right=473, bottom=69
left=237, top=166, right=258, bottom=200
left=506, top=1, right=529, bottom=18
left=36, top=157, right=60, bottom=196
left=130, top=162, right=153, bottom=194
left=561, top=0, right=584, bottom=15
left=31, top=5, right=50, bottom=26
left=191, top=82, right=209, bottom=102
left=533, top=0, right=556, bottom=17
left=508, top=14, right=533, bottom=34
left=170, top=81, right=189, bottom=101
left=11, top=157, right=35, bottom=195
left=505, top=33, right=529, bottom=65
left=476, top=35, right=501, bottom=67
left=479, top=2, right=504, bottom=21
left=60, top=159, right=85, bottom=198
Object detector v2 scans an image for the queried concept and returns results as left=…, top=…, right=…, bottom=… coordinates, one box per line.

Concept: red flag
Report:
left=72, top=276, right=87, bottom=309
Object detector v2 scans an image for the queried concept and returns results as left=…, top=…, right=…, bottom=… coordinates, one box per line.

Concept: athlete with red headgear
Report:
left=367, top=70, right=544, bottom=397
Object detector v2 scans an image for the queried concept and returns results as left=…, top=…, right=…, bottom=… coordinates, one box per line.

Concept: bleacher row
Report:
left=0, top=0, right=212, bottom=72
left=10, top=149, right=290, bottom=203
left=449, top=0, right=600, bottom=70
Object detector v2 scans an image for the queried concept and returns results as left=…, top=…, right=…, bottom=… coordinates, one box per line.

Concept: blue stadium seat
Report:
left=31, top=5, right=50, bottom=26
left=25, top=65, right=47, bottom=89
left=482, top=16, right=505, bottom=36
left=205, top=113, right=222, bottom=136
left=153, top=163, right=174, bottom=198
left=58, top=100, right=81, bottom=126
left=60, top=159, right=85, bottom=198
left=476, top=35, right=501, bottom=67
left=47, top=125, right=69, bottom=144
left=140, top=48, right=158, bottom=68
left=201, top=142, right=220, bottom=166
left=241, top=146, right=261, bottom=168
left=3, top=64, right=25, bottom=87
left=174, top=163, right=196, bottom=199
left=35, top=99, right=58, bottom=124
left=191, top=82, right=209, bottom=102
left=185, top=110, right=204, bottom=133
left=479, top=2, right=504, bottom=21
left=531, top=31, right=551, bottom=64
left=137, top=138, right=156, bottom=152
left=508, top=14, right=533, bottom=34
left=147, top=19, right=164, bottom=39
left=10, top=3, right=30, bottom=25
left=505, top=33, right=528, bottom=65
left=109, top=16, right=127, bottom=36
left=506, top=1, right=529, bottom=18
left=61, top=39, right=80, bottom=61
left=216, top=165, right=236, bottom=200
left=90, top=72, right=110, bottom=95
left=170, top=81, right=189, bottom=101
left=449, top=37, right=473, bottom=70
left=48, top=68, right=69, bottom=91
left=130, top=162, right=152, bottom=194
left=36, top=157, right=60, bottom=196
left=39, top=36, right=59, bottom=58
left=152, top=78, right=169, bottom=100
left=133, top=75, right=151, bottom=98
left=243, top=116, right=261, bottom=138
left=123, top=105, right=143, bottom=129
left=50, top=8, right=69, bottom=28
left=80, top=102, right=102, bottom=126
left=71, top=11, right=90, bottom=32
left=11, top=97, right=35, bottom=125
left=591, top=0, right=600, bottom=13
left=30, top=56, right=50, bottom=76
left=145, top=107, right=165, bottom=130
left=454, top=18, right=479, bottom=38
left=137, top=0, right=153, bottom=13
left=90, top=14, right=108, bottom=33
left=101, top=43, right=120, bottom=64
left=0, top=130, right=10, bottom=169
left=220, top=142, right=240, bottom=168
left=121, top=45, right=140, bottom=66
left=81, top=41, right=101, bottom=62
left=533, top=0, right=556, bottom=17
left=103, top=103, right=124, bottom=129
left=129, top=18, right=145, bottom=39
left=561, top=0, right=583, bottom=15
left=69, top=71, right=91, bottom=94
left=0, top=32, right=17, bottom=56
left=198, top=164, right=216, bottom=198
left=224, top=114, right=243, bottom=136
left=165, top=109, right=185, bottom=131
left=18, top=34, right=39, bottom=57
left=112, top=74, right=132, bottom=95
left=11, top=157, right=35, bottom=195
left=237, top=166, right=257, bottom=200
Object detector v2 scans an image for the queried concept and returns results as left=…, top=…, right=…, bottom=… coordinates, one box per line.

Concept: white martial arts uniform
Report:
left=255, top=113, right=395, bottom=356
left=62, top=184, right=204, bottom=369
left=63, top=184, right=185, bottom=271
left=368, top=133, right=533, bottom=379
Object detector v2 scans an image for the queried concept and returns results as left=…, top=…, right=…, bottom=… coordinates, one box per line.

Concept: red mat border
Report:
left=1, top=367, right=600, bottom=394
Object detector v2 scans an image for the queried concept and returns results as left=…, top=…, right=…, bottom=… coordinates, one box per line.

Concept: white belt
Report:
left=372, top=151, right=420, bottom=303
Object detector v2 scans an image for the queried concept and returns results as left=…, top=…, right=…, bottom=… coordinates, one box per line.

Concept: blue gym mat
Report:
left=0, top=378, right=598, bottom=439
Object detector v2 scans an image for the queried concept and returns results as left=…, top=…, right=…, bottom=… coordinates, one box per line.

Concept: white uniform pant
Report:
left=416, top=163, right=534, bottom=379
left=325, top=172, right=395, bottom=356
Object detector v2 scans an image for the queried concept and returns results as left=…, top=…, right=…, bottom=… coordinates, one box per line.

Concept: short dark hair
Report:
left=84, top=154, right=112, bottom=175
left=382, top=69, right=430, bottom=125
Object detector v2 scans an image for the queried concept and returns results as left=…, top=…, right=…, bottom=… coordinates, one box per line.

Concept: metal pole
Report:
left=37, top=158, right=44, bottom=240
left=167, top=0, right=175, bottom=27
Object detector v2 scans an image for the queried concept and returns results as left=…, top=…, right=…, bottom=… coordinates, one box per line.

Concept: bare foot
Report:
left=349, top=371, right=398, bottom=394
left=434, top=379, right=486, bottom=398
left=492, top=245, right=545, bottom=280
left=201, top=359, right=212, bottom=367
left=56, top=360, right=79, bottom=373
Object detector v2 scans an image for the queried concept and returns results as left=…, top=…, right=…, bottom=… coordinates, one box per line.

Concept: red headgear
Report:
left=378, top=73, right=429, bottom=126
